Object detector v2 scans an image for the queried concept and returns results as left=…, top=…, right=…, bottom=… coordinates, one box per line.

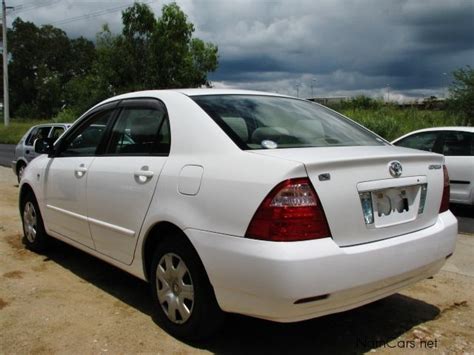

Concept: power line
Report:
left=52, top=0, right=155, bottom=26
left=9, top=0, right=61, bottom=14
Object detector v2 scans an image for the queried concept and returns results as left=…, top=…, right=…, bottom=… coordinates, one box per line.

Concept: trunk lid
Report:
left=251, top=146, right=445, bottom=246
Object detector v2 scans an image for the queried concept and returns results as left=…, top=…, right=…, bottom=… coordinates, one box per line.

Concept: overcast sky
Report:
left=6, top=0, right=474, bottom=100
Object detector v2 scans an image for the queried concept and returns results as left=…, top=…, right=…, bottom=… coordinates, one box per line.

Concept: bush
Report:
left=340, top=106, right=465, bottom=141
left=447, top=66, right=474, bottom=124
left=330, top=95, right=383, bottom=111
left=52, top=108, right=79, bottom=124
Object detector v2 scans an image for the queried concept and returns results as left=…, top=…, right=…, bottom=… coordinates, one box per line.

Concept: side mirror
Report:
left=34, top=138, right=55, bottom=155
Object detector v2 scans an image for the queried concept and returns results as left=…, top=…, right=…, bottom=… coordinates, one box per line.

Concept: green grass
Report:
left=339, top=107, right=466, bottom=141
left=0, top=119, right=51, bottom=144
left=0, top=108, right=77, bottom=144
left=0, top=107, right=467, bottom=144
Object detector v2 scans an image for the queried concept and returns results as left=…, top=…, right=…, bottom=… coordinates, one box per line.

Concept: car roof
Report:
left=392, top=126, right=474, bottom=143
left=175, top=88, right=292, bottom=98
left=99, top=88, right=293, bottom=103
left=401, top=126, right=474, bottom=134
left=32, top=123, right=72, bottom=128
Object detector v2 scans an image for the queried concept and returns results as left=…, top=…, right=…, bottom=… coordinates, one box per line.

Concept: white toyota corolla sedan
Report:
left=20, top=89, right=457, bottom=339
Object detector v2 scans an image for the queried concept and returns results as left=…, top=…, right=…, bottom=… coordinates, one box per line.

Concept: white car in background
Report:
left=392, top=127, right=474, bottom=205
left=20, top=90, right=457, bottom=340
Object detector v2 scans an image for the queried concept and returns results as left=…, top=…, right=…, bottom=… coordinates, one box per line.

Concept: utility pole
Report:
left=295, top=83, right=300, bottom=98
left=2, top=0, right=12, bottom=126
left=311, top=79, right=316, bottom=98
left=442, top=72, right=448, bottom=98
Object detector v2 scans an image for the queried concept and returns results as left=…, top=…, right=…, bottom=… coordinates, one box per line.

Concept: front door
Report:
left=43, top=106, right=116, bottom=248
left=86, top=99, right=171, bottom=264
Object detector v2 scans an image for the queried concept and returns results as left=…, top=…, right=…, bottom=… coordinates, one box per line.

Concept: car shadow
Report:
left=43, top=239, right=440, bottom=354
left=450, top=203, right=473, bottom=218
left=450, top=203, right=474, bottom=234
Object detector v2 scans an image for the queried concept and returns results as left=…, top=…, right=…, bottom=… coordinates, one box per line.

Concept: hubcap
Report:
left=155, top=253, right=194, bottom=324
left=18, top=165, right=25, bottom=180
left=23, top=201, right=37, bottom=243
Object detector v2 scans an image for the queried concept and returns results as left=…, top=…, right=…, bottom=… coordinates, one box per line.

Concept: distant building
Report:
left=308, top=97, right=348, bottom=105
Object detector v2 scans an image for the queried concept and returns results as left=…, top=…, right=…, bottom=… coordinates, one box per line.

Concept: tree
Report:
left=7, top=2, right=218, bottom=118
left=448, top=66, right=474, bottom=124
left=8, top=18, right=41, bottom=116
left=149, top=3, right=218, bottom=88
left=64, top=2, right=219, bottom=114
left=121, top=3, right=156, bottom=90
left=112, top=2, right=218, bottom=91
left=8, top=18, right=95, bottom=118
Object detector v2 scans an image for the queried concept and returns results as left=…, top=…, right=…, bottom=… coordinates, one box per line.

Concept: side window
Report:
left=395, top=132, right=440, bottom=152
left=26, top=126, right=51, bottom=146
left=442, top=132, right=474, bottom=156
left=106, top=106, right=170, bottom=155
left=60, top=110, right=114, bottom=157
left=25, top=127, right=39, bottom=146
left=50, top=126, right=65, bottom=140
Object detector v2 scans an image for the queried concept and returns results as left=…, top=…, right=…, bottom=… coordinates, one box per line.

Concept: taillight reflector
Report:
left=245, top=178, right=331, bottom=241
left=439, top=165, right=450, bottom=213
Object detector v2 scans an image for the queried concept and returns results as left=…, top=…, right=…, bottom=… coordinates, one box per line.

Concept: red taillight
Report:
left=245, top=178, right=331, bottom=241
left=439, top=165, right=450, bottom=213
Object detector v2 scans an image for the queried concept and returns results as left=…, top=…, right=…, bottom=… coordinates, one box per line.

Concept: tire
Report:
left=150, top=236, right=224, bottom=340
left=17, top=162, right=26, bottom=184
left=20, top=190, right=49, bottom=252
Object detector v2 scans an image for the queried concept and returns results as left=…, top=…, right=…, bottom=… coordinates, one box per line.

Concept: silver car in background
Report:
left=12, top=123, right=71, bottom=182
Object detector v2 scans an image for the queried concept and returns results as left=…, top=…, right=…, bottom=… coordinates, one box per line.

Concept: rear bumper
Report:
left=186, top=211, right=458, bottom=322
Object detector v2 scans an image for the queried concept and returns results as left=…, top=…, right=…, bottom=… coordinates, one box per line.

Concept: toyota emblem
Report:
left=389, top=161, right=403, bottom=178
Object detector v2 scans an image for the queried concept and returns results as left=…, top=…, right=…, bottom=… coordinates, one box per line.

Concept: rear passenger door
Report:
left=440, top=131, right=474, bottom=204
left=394, top=131, right=443, bottom=153
left=86, top=99, right=171, bottom=264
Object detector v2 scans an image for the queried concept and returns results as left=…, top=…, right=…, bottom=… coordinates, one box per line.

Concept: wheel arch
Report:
left=142, top=221, right=203, bottom=282
left=19, top=183, right=35, bottom=213
left=16, top=158, right=27, bottom=174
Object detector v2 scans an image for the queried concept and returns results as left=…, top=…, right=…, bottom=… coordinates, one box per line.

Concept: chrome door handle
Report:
left=75, top=164, right=88, bottom=178
left=134, top=170, right=154, bottom=177
left=134, top=167, right=154, bottom=183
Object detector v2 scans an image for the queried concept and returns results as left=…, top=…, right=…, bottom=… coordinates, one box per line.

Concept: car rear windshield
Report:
left=192, top=95, right=385, bottom=149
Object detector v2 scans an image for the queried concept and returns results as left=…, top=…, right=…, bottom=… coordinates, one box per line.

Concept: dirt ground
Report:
left=1, top=166, right=473, bottom=354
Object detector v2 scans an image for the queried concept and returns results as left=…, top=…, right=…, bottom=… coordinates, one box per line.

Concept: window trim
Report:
left=101, top=98, right=171, bottom=157
left=53, top=97, right=171, bottom=158
left=53, top=101, right=120, bottom=158
left=25, top=127, right=39, bottom=146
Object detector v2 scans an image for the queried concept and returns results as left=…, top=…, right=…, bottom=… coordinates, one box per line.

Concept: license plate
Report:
left=359, top=184, right=426, bottom=228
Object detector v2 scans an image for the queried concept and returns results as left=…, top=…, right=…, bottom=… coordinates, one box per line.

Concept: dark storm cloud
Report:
left=403, top=3, right=474, bottom=51
left=213, top=0, right=473, bottom=98
left=7, top=0, right=474, bottom=99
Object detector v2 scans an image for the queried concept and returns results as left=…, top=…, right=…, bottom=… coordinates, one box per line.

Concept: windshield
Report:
left=192, top=95, right=385, bottom=149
